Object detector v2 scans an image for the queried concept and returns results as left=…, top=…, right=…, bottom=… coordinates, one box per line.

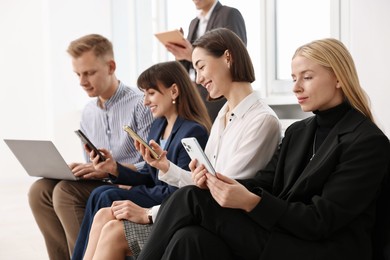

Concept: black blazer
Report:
left=242, top=109, right=390, bottom=260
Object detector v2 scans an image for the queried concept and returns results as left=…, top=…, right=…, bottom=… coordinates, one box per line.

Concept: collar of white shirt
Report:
left=217, top=92, right=261, bottom=120
left=197, top=0, right=218, bottom=23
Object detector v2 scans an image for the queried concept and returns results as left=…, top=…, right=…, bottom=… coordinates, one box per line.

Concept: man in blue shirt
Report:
left=28, top=34, right=153, bottom=260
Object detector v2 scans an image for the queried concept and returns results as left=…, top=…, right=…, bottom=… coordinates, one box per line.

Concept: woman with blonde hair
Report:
left=137, top=38, right=390, bottom=260
left=294, top=38, right=373, bottom=121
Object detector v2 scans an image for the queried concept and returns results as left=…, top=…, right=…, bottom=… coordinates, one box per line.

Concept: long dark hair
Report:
left=137, top=61, right=212, bottom=132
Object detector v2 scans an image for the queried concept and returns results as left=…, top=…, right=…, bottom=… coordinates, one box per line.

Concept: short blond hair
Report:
left=67, top=34, right=114, bottom=60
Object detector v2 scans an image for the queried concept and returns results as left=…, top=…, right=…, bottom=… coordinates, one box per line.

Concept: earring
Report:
left=172, top=99, right=176, bottom=104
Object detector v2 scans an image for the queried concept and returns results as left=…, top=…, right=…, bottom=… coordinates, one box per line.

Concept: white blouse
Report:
left=159, top=92, right=281, bottom=187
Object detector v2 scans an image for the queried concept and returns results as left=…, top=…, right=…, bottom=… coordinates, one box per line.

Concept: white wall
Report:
left=0, top=0, right=389, bottom=181
left=349, top=0, right=390, bottom=133
left=1, top=0, right=48, bottom=183
left=0, top=0, right=115, bottom=182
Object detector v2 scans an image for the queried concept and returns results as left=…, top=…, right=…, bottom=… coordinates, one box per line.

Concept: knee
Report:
left=52, top=180, right=77, bottom=210
left=28, top=178, right=57, bottom=209
left=100, top=219, right=124, bottom=242
left=93, top=208, right=114, bottom=225
left=53, top=180, right=77, bottom=195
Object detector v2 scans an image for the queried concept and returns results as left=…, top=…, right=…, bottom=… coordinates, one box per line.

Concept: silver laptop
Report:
left=4, top=139, right=78, bottom=181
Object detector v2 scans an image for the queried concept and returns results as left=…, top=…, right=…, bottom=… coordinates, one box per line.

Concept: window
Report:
left=265, top=0, right=345, bottom=103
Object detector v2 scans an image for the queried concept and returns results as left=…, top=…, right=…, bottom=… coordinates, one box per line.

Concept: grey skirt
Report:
left=123, top=220, right=153, bottom=259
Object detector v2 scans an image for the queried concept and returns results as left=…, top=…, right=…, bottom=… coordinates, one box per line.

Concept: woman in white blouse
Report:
left=84, top=28, right=281, bottom=260
left=147, top=29, right=281, bottom=188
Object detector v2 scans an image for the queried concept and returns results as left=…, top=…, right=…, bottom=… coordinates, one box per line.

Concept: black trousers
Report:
left=138, top=186, right=269, bottom=260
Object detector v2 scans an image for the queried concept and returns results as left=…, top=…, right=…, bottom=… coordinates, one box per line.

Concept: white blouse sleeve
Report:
left=158, top=161, right=194, bottom=188
left=150, top=205, right=160, bottom=223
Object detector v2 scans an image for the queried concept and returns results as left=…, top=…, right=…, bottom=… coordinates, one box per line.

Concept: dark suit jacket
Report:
left=112, top=116, right=209, bottom=204
left=242, top=109, right=390, bottom=260
left=187, top=1, right=247, bottom=45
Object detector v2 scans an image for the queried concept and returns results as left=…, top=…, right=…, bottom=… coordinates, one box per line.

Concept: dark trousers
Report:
left=72, top=185, right=166, bottom=260
left=138, top=186, right=269, bottom=260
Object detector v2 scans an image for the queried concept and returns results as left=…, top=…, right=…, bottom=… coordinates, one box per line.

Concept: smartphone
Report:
left=181, top=137, right=216, bottom=175
left=123, top=125, right=160, bottom=160
left=74, top=130, right=106, bottom=162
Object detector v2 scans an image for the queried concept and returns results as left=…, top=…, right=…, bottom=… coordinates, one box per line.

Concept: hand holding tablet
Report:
left=154, top=29, right=186, bottom=47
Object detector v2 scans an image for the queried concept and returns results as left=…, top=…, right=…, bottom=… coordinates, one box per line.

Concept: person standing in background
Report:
left=165, top=0, right=247, bottom=122
left=28, top=34, right=153, bottom=260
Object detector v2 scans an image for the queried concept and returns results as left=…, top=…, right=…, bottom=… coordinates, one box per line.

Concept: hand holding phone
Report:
left=74, top=130, right=106, bottom=163
left=181, top=137, right=216, bottom=175
left=123, top=125, right=160, bottom=160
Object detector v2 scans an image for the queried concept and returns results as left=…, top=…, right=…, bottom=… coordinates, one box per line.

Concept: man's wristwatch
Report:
left=146, top=208, right=153, bottom=224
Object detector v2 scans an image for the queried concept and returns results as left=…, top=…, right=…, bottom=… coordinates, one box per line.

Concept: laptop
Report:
left=4, top=139, right=78, bottom=181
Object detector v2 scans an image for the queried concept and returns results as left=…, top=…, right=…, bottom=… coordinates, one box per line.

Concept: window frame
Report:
left=262, top=0, right=349, bottom=104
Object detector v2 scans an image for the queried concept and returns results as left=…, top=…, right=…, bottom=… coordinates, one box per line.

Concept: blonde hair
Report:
left=67, top=34, right=114, bottom=60
left=293, top=38, right=373, bottom=122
